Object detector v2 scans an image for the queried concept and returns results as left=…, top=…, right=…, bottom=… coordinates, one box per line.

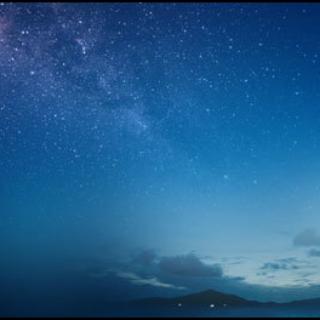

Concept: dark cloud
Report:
left=226, top=275, right=246, bottom=281
left=132, top=249, right=157, bottom=266
left=309, top=249, right=320, bottom=257
left=293, top=229, right=320, bottom=247
left=158, top=253, right=223, bottom=278
left=260, top=261, right=299, bottom=272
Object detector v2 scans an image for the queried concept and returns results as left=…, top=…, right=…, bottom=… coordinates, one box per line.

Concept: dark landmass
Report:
left=283, top=297, right=320, bottom=307
left=129, top=289, right=320, bottom=309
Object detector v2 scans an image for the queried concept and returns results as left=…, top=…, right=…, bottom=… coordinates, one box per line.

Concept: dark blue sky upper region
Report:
left=2, top=2, right=320, bottom=315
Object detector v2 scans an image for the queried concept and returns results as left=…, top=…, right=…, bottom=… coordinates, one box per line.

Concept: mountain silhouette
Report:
left=130, top=289, right=261, bottom=308
left=284, top=297, right=320, bottom=307
left=130, top=289, right=320, bottom=309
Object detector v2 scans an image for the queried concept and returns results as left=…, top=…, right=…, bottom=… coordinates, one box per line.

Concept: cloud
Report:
left=227, top=276, right=246, bottom=281
left=259, top=258, right=304, bottom=273
left=80, top=251, right=320, bottom=304
left=87, top=251, right=227, bottom=293
left=132, top=249, right=157, bottom=266
left=158, top=253, right=223, bottom=278
left=260, top=262, right=299, bottom=271
left=293, top=229, right=320, bottom=247
left=277, top=257, right=299, bottom=264
left=309, top=249, right=320, bottom=257
left=116, top=271, right=186, bottom=290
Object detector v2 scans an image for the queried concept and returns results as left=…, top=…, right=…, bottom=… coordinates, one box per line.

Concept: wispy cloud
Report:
left=116, top=271, right=186, bottom=290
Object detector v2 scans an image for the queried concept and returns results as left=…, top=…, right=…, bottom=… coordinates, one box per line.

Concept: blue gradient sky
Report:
left=2, top=2, right=320, bottom=315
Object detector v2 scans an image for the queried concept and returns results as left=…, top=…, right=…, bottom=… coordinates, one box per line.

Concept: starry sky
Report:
left=2, top=2, right=320, bottom=316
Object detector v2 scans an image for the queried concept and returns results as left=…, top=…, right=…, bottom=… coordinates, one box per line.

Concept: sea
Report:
left=90, top=305, right=320, bottom=318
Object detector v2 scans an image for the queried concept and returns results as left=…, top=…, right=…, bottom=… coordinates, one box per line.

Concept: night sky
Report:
left=2, top=2, right=320, bottom=316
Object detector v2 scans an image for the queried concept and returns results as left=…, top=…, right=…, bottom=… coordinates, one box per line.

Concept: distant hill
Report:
left=130, top=289, right=320, bottom=309
left=130, top=289, right=262, bottom=308
left=285, top=297, right=320, bottom=307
